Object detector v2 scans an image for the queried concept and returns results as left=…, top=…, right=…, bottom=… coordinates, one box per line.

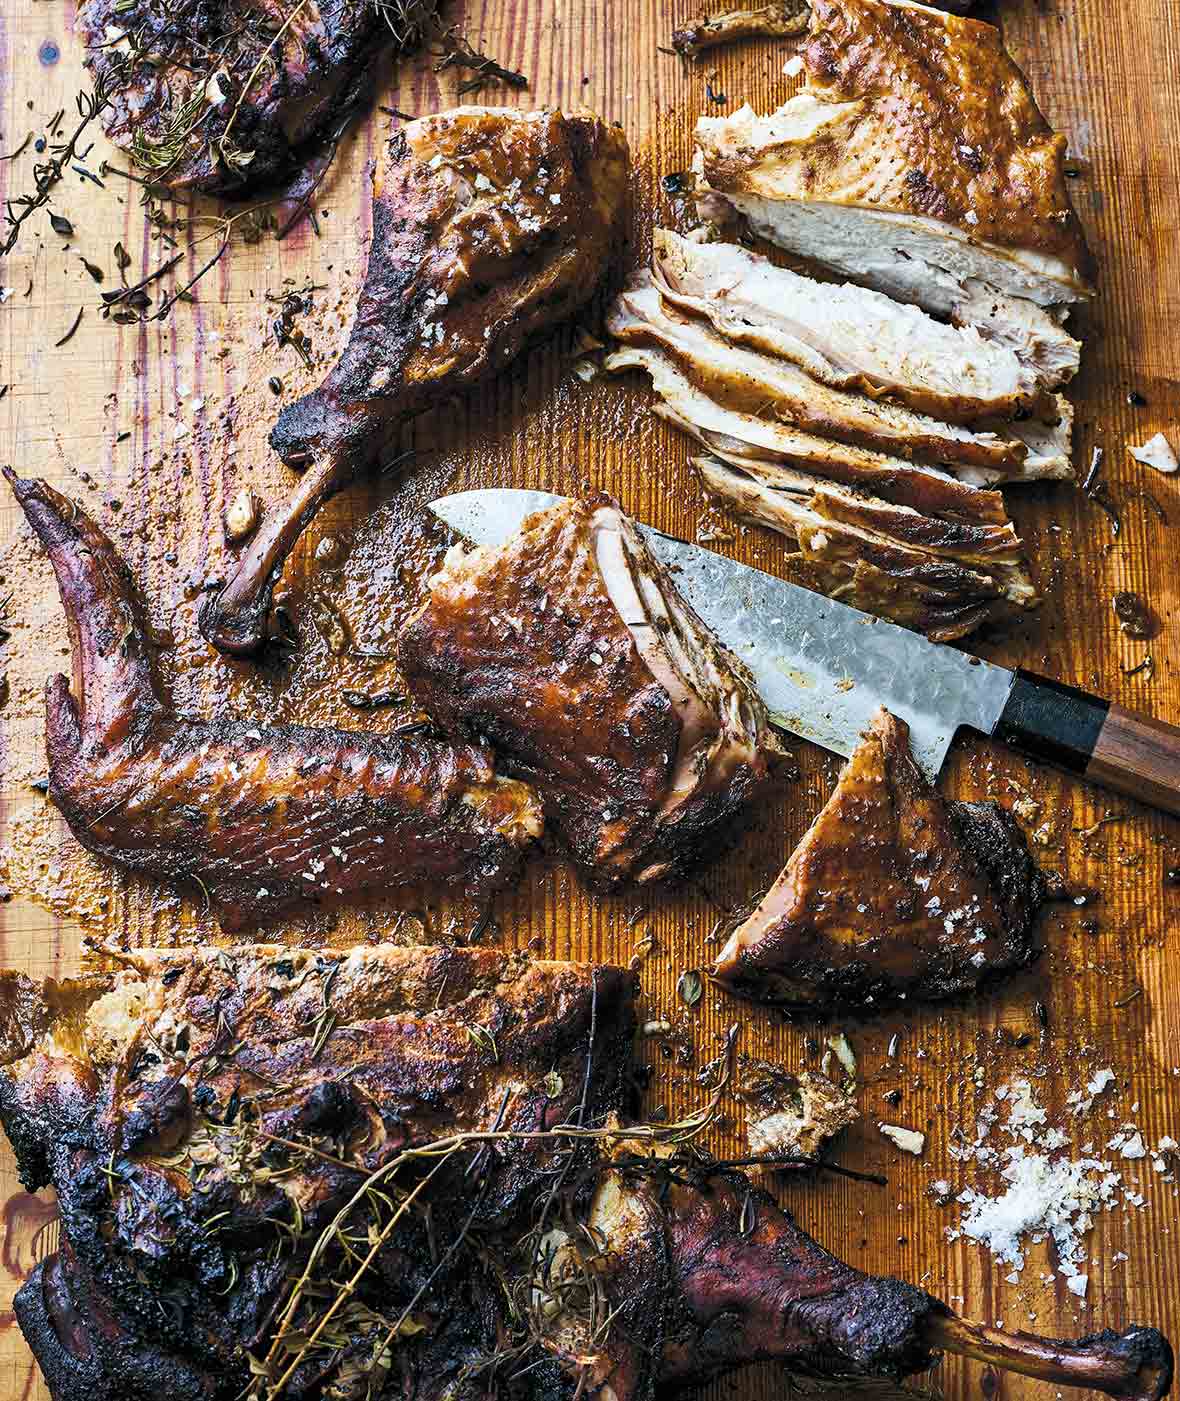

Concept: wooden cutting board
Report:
left=0, top=1, right=1178, bottom=1397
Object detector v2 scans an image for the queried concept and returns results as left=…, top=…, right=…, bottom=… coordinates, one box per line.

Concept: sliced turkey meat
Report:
left=606, top=342, right=1010, bottom=521
left=952, top=282, right=1082, bottom=385
left=693, top=0, right=1095, bottom=346
left=608, top=276, right=1027, bottom=474
left=954, top=397, right=1075, bottom=487
left=399, top=495, right=785, bottom=886
left=652, top=229, right=1060, bottom=419
left=694, top=455, right=1037, bottom=641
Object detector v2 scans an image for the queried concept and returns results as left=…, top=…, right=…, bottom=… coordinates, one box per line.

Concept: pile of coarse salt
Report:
left=937, top=1073, right=1177, bottom=1302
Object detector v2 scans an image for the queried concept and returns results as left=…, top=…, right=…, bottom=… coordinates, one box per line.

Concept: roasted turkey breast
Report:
left=652, top=230, right=1062, bottom=422
left=694, top=0, right=1095, bottom=320
left=399, top=495, right=785, bottom=886
left=609, top=275, right=1029, bottom=475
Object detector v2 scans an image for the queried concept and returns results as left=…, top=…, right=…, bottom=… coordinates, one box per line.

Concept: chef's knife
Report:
left=428, top=489, right=1180, bottom=817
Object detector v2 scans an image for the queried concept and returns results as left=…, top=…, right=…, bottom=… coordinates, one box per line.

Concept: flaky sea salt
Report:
left=1088, top=1068, right=1116, bottom=1096
left=939, top=1077, right=1167, bottom=1292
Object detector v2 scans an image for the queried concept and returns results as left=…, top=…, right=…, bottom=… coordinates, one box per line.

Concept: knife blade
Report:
left=427, top=489, right=1180, bottom=815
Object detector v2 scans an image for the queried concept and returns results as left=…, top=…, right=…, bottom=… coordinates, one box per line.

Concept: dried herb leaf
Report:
left=49, top=212, right=74, bottom=237
left=465, top=1023, right=498, bottom=1061
left=677, top=969, right=704, bottom=1007
left=55, top=306, right=85, bottom=347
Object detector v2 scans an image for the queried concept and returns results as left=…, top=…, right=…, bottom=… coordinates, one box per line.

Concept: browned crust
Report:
left=700, top=0, right=1094, bottom=283
left=399, top=496, right=782, bottom=886
left=8, top=473, right=541, bottom=930
left=712, top=708, right=1045, bottom=1008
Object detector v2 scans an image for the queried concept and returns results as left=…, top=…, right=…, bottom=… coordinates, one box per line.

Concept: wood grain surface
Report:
left=1, top=1, right=1179, bottom=1398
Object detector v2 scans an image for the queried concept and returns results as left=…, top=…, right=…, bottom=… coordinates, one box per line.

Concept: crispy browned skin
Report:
left=670, top=2, right=810, bottom=59
left=714, top=708, right=1045, bottom=1010
left=201, top=107, right=629, bottom=656
left=399, top=496, right=785, bottom=887
left=801, top=0, right=1091, bottom=269
left=78, top=0, right=433, bottom=195
left=699, top=0, right=1093, bottom=282
left=4, top=946, right=1167, bottom=1401
left=7, top=473, right=541, bottom=930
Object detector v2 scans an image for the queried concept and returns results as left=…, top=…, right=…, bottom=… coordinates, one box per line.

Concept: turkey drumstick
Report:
left=200, top=105, right=629, bottom=656
left=570, top=1142, right=1173, bottom=1401
left=926, top=1314, right=1173, bottom=1401
left=6, top=472, right=541, bottom=929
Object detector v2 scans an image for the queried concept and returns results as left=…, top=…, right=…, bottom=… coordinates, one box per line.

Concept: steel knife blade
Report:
left=427, top=489, right=1180, bottom=814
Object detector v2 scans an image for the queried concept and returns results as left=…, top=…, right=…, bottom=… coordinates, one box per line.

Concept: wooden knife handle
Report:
left=994, top=670, right=1180, bottom=818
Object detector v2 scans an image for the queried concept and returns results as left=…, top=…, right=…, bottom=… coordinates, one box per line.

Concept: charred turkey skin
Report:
left=0, top=945, right=637, bottom=1401
left=398, top=495, right=786, bottom=887
left=78, top=0, right=424, bottom=195
left=7, top=472, right=541, bottom=930
left=201, top=106, right=630, bottom=657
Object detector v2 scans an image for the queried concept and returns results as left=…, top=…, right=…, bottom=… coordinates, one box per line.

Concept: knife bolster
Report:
left=994, top=670, right=1110, bottom=774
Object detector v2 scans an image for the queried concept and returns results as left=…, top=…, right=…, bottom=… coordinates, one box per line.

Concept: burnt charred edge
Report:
left=2, top=948, right=637, bottom=1401
left=80, top=0, right=408, bottom=197
left=950, top=798, right=1048, bottom=937
left=1073, top=1328, right=1175, bottom=1399
left=717, top=938, right=1040, bottom=1018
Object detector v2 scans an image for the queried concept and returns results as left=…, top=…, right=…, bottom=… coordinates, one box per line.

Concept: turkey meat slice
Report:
left=712, top=707, right=1045, bottom=1011
left=694, top=456, right=1036, bottom=641
left=399, top=496, right=785, bottom=886
left=608, top=276, right=1027, bottom=475
left=694, top=0, right=1094, bottom=346
left=652, top=230, right=1060, bottom=419
left=606, top=342, right=1011, bottom=522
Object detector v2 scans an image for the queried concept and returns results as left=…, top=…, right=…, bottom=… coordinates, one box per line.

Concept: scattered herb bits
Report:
left=677, top=968, right=704, bottom=1007
left=54, top=306, right=84, bottom=346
